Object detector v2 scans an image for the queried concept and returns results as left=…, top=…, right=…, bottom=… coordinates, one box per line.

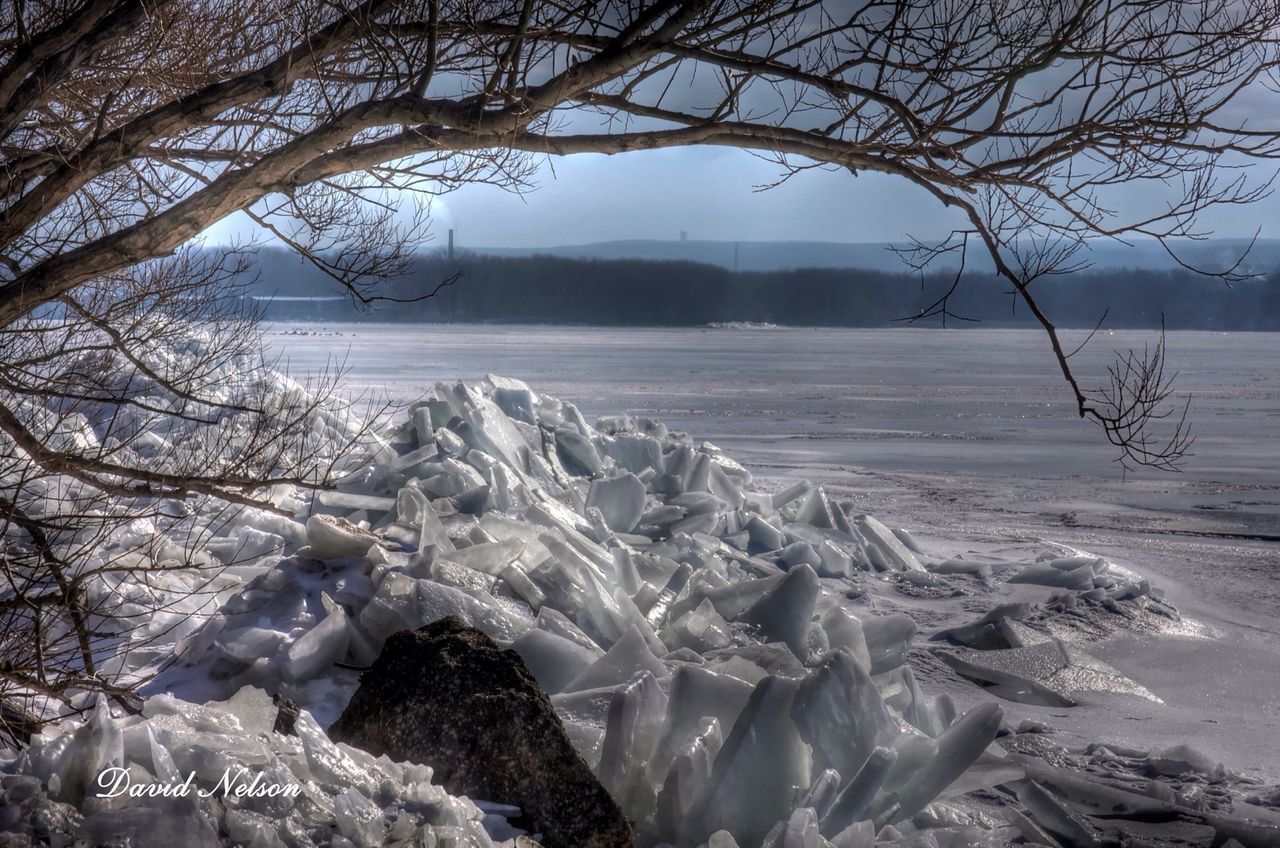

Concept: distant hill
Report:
left=465, top=237, right=1280, bottom=275
left=229, top=247, right=1280, bottom=330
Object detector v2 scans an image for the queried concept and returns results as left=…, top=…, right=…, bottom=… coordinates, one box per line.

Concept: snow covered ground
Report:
left=266, top=324, right=1280, bottom=783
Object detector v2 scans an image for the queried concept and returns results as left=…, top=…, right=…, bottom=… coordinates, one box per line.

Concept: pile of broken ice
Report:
left=155, top=376, right=1025, bottom=846
left=0, top=372, right=1216, bottom=847
left=3, top=689, right=507, bottom=848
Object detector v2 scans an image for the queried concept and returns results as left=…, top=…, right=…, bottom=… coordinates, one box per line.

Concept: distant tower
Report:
left=448, top=228, right=455, bottom=261
left=733, top=241, right=740, bottom=272
left=680, top=230, right=687, bottom=242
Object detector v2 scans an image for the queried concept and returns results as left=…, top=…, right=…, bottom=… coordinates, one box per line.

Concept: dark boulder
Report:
left=272, top=694, right=301, bottom=736
left=328, top=617, right=635, bottom=848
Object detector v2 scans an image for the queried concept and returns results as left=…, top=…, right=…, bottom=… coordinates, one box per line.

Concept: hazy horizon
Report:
left=203, top=147, right=1280, bottom=250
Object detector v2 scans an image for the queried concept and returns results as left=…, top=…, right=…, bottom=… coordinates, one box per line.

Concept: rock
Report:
left=328, top=617, right=635, bottom=848
left=272, top=695, right=301, bottom=736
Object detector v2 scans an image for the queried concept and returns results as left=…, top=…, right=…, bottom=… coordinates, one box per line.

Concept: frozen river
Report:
left=266, top=324, right=1279, bottom=620
left=267, top=324, right=1280, bottom=777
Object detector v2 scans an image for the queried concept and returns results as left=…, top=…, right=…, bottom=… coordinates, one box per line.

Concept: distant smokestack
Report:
left=734, top=241, right=739, bottom=271
left=680, top=230, right=687, bottom=242
left=448, top=228, right=455, bottom=261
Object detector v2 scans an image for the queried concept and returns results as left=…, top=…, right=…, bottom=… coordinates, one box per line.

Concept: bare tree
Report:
left=0, top=247, right=387, bottom=737
left=2, top=0, right=1279, bottom=726
left=4, top=0, right=1277, bottom=462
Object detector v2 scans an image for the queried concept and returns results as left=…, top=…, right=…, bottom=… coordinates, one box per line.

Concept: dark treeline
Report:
left=237, top=248, right=1280, bottom=329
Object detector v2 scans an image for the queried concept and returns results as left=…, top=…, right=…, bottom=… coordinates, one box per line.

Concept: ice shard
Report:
left=598, top=670, right=669, bottom=818
left=511, top=627, right=601, bottom=694
left=650, top=664, right=755, bottom=788
left=821, top=747, right=897, bottom=837
left=587, top=473, right=648, bottom=533
left=305, top=515, right=379, bottom=561
left=819, top=605, right=872, bottom=673
left=653, top=717, right=723, bottom=842
left=885, top=702, right=1002, bottom=823
left=860, top=613, right=917, bottom=674
left=681, top=675, right=811, bottom=848
left=562, top=625, right=668, bottom=692
left=738, top=564, right=820, bottom=661
left=436, top=538, right=525, bottom=576
left=555, top=426, right=604, bottom=476
left=940, top=639, right=1160, bottom=707
left=853, top=514, right=922, bottom=572
left=792, top=648, right=896, bottom=780
left=283, top=603, right=350, bottom=682
left=1008, top=562, right=1097, bottom=590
